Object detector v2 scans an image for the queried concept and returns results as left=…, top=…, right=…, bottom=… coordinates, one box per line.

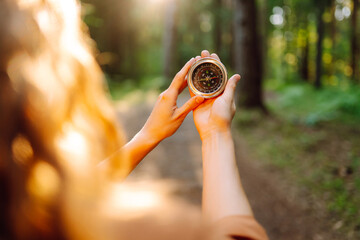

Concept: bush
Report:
left=268, top=83, right=360, bottom=125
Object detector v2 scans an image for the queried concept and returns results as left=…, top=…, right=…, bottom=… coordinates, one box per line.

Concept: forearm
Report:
left=201, top=129, right=253, bottom=222
left=122, top=128, right=161, bottom=171
left=98, top=128, right=160, bottom=178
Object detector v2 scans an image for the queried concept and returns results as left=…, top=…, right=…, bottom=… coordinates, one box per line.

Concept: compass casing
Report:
left=187, top=57, right=228, bottom=99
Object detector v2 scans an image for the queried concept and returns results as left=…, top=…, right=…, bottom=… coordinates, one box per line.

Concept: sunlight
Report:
left=138, top=0, right=171, bottom=15
left=102, top=182, right=164, bottom=219
left=335, top=0, right=352, bottom=21
left=270, top=6, right=284, bottom=27
left=58, top=129, right=87, bottom=157
left=27, top=161, right=61, bottom=203
left=57, top=125, right=89, bottom=169
left=147, top=0, right=169, bottom=5
left=112, top=188, right=158, bottom=209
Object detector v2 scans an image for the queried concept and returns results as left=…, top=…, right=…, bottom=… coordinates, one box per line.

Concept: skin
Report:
left=101, top=50, right=253, bottom=222
left=193, top=50, right=253, bottom=222
left=108, top=58, right=205, bottom=173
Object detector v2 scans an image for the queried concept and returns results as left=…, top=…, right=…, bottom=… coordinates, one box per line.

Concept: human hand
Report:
left=191, top=50, right=240, bottom=140
left=141, top=58, right=205, bottom=144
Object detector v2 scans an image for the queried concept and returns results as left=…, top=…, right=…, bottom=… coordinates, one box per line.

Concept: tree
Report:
left=233, top=0, right=266, bottom=111
left=351, top=0, right=359, bottom=82
left=163, top=0, right=178, bottom=83
left=85, top=0, right=139, bottom=78
left=293, top=1, right=313, bottom=82
left=299, top=25, right=310, bottom=81
left=329, top=0, right=337, bottom=77
left=213, top=0, right=222, bottom=53
left=315, top=0, right=331, bottom=89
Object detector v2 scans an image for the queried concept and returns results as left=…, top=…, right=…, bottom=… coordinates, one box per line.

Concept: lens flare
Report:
left=101, top=182, right=165, bottom=220
left=12, top=135, right=34, bottom=166
left=26, top=161, right=60, bottom=203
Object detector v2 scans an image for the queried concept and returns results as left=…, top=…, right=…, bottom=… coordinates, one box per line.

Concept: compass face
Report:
left=193, top=63, right=223, bottom=94
left=188, top=58, right=227, bottom=98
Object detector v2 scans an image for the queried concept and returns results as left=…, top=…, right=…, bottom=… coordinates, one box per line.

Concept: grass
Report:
left=235, top=82, right=360, bottom=237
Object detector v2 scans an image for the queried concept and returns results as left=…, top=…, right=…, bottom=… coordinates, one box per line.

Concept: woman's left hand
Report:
left=140, top=58, right=204, bottom=144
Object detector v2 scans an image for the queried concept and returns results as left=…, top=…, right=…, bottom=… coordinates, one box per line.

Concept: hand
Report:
left=141, top=58, right=205, bottom=144
left=191, top=50, right=240, bottom=140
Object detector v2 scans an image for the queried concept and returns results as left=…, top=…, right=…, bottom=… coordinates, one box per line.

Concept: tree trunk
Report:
left=351, top=0, right=359, bottom=82
left=329, top=0, right=337, bottom=77
left=233, top=0, right=266, bottom=111
left=163, top=0, right=178, bottom=83
left=315, top=1, right=327, bottom=89
left=259, top=0, right=269, bottom=79
left=213, top=0, right=222, bottom=54
left=300, top=32, right=310, bottom=81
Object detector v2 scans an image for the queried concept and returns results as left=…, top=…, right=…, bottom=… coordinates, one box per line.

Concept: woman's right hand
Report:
left=191, top=50, right=241, bottom=140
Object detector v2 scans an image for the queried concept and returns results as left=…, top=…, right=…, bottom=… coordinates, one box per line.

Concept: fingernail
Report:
left=196, top=96, right=204, bottom=104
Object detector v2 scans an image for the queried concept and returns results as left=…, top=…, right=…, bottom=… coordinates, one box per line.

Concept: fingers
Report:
left=201, top=50, right=220, bottom=61
left=201, top=50, right=210, bottom=58
left=222, top=74, right=241, bottom=103
left=170, top=57, right=195, bottom=91
left=178, top=75, right=189, bottom=94
left=169, top=50, right=221, bottom=94
left=175, top=96, right=204, bottom=118
left=211, top=53, right=220, bottom=61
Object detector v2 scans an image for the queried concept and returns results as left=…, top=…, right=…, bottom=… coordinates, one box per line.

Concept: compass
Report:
left=187, top=57, right=228, bottom=99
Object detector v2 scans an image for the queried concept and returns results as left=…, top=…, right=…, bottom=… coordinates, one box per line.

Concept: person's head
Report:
left=0, top=0, right=127, bottom=238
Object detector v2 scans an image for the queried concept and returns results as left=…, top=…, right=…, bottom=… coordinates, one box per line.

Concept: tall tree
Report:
left=233, top=0, right=266, bottom=111
left=315, top=0, right=331, bottom=89
left=294, top=1, right=313, bottom=82
left=163, top=0, right=178, bottom=83
left=300, top=26, right=310, bottom=81
left=213, top=0, right=222, bottom=54
left=351, top=0, right=359, bottom=82
left=86, top=0, right=139, bottom=78
left=329, top=0, right=337, bottom=77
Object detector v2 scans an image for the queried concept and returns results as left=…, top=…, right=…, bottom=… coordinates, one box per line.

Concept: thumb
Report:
left=222, top=74, right=240, bottom=103
left=175, top=96, right=204, bottom=118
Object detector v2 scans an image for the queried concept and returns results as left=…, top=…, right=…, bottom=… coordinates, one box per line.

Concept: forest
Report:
left=82, top=0, right=360, bottom=238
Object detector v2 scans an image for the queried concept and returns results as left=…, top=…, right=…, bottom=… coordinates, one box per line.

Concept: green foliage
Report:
left=106, top=75, right=163, bottom=100
left=236, top=77, right=360, bottom=234
left=236, top=108, right=360, bottom=234
left=267, top=82, right=360, bottom=125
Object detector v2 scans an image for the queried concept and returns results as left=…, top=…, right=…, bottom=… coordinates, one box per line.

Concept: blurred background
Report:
left=81, top=0, right=360, bottom=238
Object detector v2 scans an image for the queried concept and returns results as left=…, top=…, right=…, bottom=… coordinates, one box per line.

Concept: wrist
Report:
left=136, top=128, right=162, bottom=148
left=200, top=127, right=232, bottom=142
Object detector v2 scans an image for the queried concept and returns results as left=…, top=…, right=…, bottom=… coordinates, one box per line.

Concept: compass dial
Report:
left=188, top=58, right=227, bottom=98
left=193, top=63, right=223, bottom=93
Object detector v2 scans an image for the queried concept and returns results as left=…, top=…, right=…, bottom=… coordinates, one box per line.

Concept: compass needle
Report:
left=187, top=57, right=228, bottom=99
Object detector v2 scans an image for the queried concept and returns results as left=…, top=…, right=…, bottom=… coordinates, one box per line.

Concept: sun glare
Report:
left=101, top=182, right=164, bottom=219
left=148, top=0, right=168, bottom=5
left=57, top=125, right=89, bottom=170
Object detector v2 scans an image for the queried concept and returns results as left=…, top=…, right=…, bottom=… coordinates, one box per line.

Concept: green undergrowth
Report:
left=106, top=75, right=164, bottom=100
left=266, top=82, right=360, bottom=125
left=235, top=83, right=360, bottom=237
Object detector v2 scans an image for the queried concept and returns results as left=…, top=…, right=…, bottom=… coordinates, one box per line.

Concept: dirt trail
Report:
left=116, top=92, right=339, bottom=240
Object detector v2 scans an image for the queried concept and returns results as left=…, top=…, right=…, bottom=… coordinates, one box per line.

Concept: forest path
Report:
left=116, top=91, right=337, bottom=240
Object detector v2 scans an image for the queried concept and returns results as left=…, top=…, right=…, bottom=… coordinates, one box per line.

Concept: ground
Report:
left=116, top=91, right=341, bottom=240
